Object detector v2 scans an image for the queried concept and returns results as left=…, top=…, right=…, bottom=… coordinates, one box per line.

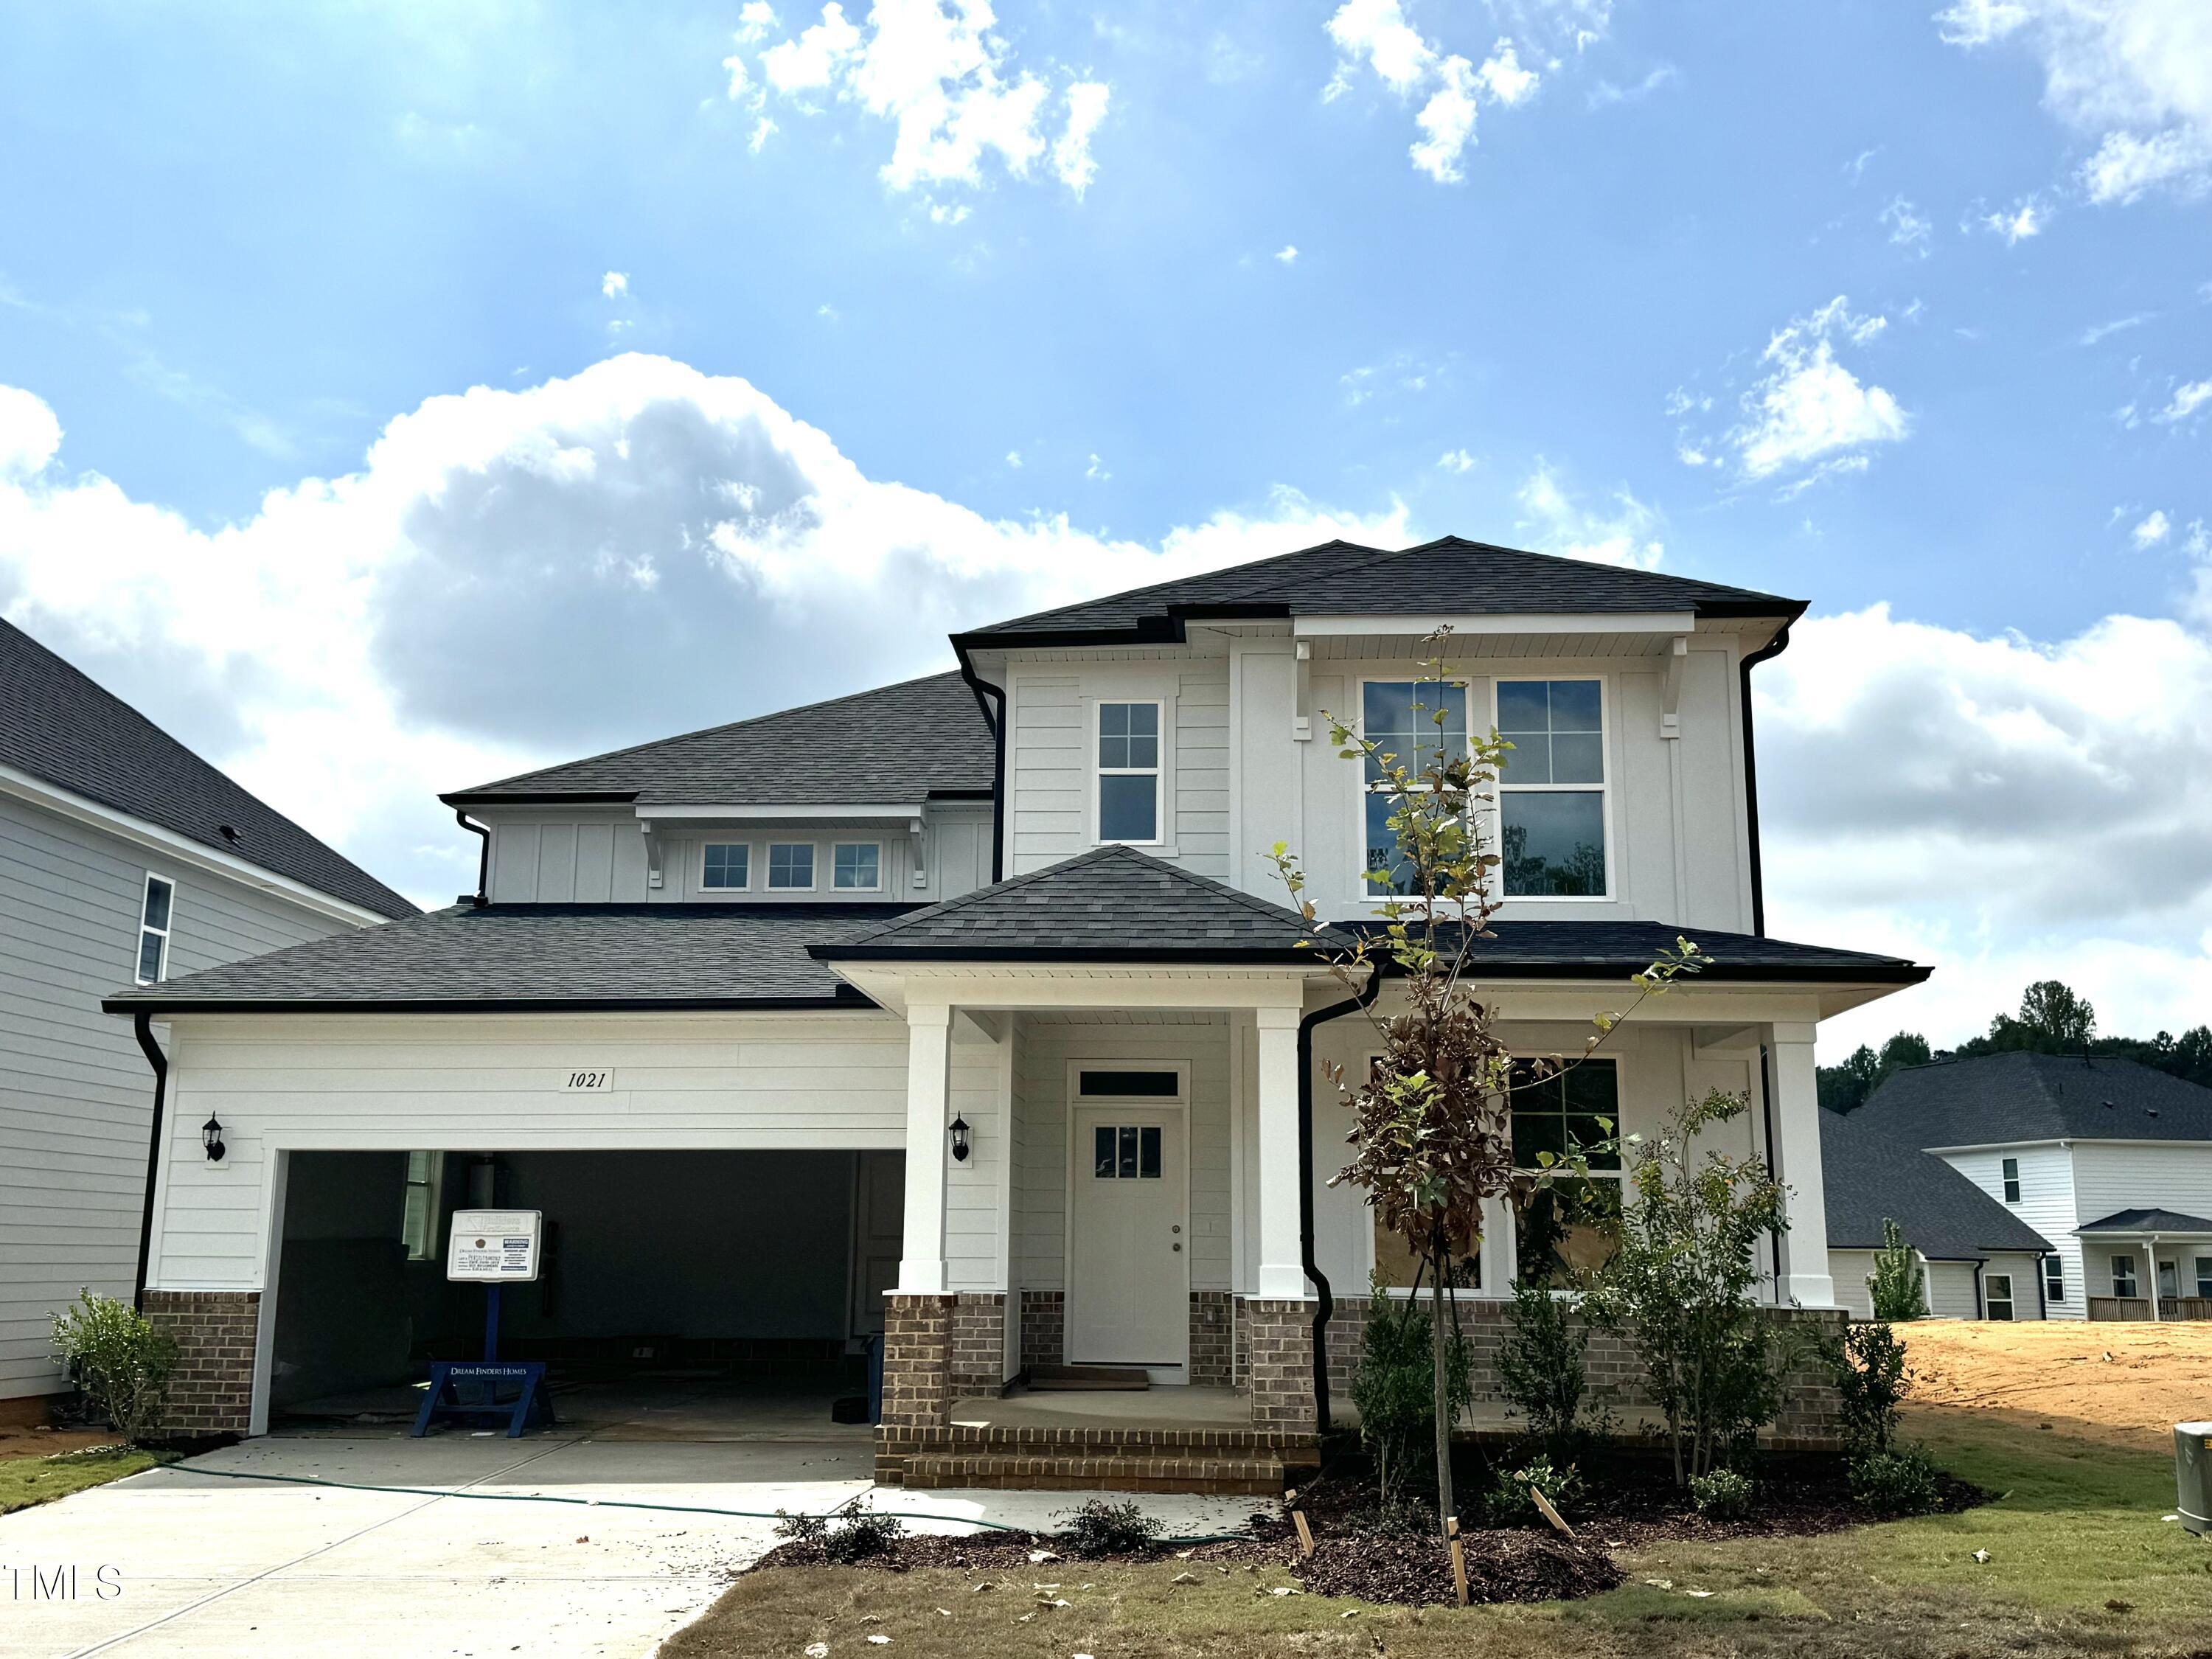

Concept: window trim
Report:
left=832, top=841, right=884, bottom=893
left=2110, top=1252, right=2139, bottom=1298
left=2043, top=1254, right=2065, bottom=1303
left=2000, top=1156, right=2020, bottom=1204
left=1492, top=674, right=1615, bottom=903
left=699, top=841, right=753, bottom=893
left=1983, top=1272, right=2014, bottom=1321
left=135, top=872, right=175, bottom=985
left=1093, top=698, right=1166, bottom=847
left=765, top=841, right=818, bottom=892
left=1352, top=672, right=1475, bottom=900
left=2196, top=1255, right=2212, bottom=1300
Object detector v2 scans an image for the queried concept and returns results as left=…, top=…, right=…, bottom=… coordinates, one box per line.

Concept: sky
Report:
left=1, top=0, right=2209, bottom=1054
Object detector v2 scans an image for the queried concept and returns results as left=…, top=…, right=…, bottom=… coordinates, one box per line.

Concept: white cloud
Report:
left=1761, top=599, right=2212, bottom=1048
left=1587, top=65, right=1677, bottom=108
left=1512, top=462, right=1664, bottom=568
left=1879, top=195, right=1931, bottom=255
left=601, top=271, right=630, bottom=299
left=1978, top=194, right=2048, bottom=241
left=750, top=115, right=778, bottom=153
left=751, top=1, right=1108, bottom=199
left=1436, top=448, right=1477, bottom=473
left=2155, top=377, right=2212, bottom=422
left=721, top=46, right=751, bottom=100
left=1936, top=0, right=2212, bottom=204
left=737, top=1, right=779, bottom=41
left=1274, top=244, right=1299, bottom=265
left=1004, top=449, right=1021, bottom=467
left=926, top=199, right=971, bottom=224
left=2079, top=311, right=2152, bottom=344
left=1085, top=453, right=1110, bottom=481
left=0, top=360, right=1408, bottom=906
left=2135, top=507, right=2174, bottom=546
left=1322, top=3, right=1546, bottom=183
left=1708, top=296, right=1909, bottom=484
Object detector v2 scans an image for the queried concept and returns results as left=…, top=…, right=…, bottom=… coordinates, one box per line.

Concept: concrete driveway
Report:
left=0, top=1432, right=1266, bottom=1658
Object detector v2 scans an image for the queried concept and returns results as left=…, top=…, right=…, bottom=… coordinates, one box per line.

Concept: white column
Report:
left=1768, top=1022, right=1836, bottom=1307
left=1255, top=1005, right=1309, bottom=1301
left=898, top=1002, right=953, bottom=1295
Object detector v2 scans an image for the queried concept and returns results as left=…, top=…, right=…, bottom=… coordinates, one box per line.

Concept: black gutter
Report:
left=1299, top=968, right=1384, bottom=1434
left=131, top=1013, right=169, bottom=1312
left=808, top=946, right=1927, bottom=981
left=1738, top=624, right=1792, bottom=938
left=954, top=647, right=1009, bottom=884
left=104, top=990, right=882, bottom=1017
left=437, top=790, right=640, bottom=807
left=455, top=809, right=491, bottom=907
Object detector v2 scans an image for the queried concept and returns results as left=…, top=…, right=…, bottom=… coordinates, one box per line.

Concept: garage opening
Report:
left=268, top=1148, right=902, bottom=1436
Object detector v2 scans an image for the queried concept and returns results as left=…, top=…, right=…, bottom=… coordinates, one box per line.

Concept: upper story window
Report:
left=833, top=843, right=881, bottom=891
left=2000, top=1156, right=2021, bottom=1203
left=136, top=874, right=174, bottom=984
left=1497, top=679, right=1607, bottom=898
left=768, top=842, right=815, bottom=890
left=702, top=843, right=750, bottom=890
left=1361, top=679, right=1469, bottom=896
left=1096, top=701, right=1161, bottom=844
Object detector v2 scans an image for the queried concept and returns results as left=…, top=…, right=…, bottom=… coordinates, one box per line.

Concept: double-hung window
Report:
left=832, top=843, right=881, bottom=891
left=1096, top=702, right=1161, bottom=843
left=1360, top=679, right=1469, bottom=896
left=136, top=874, right=174, bottom=984
left=2043, top=1256, right=2065, bottom=1303
left=2001, top=1156, right=2021, bottom=1203
left=702, top=844, right=750, bottom=890
left=2110, top=1253, right=2138, bottom=1298
left=768, top=843, right=815, bottom=890
left=1496, top=679, right=1608, bottom=897
left=2197, top=1256, right=2212, bottom=1299
left=1510, top=1058, right=1622, bottom=1287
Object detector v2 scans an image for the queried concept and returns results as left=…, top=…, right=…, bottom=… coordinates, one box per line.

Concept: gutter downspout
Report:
left=131, top=1013, right=170, bottom=1312
left=1972, top=1259, right=1986, bottom=1320
left=1300, top=966, right=1383, bottom=1435
left=955, top=650, right=1009, bottom=885
left=2035, top=1254, right=2048, bottom=1319
left=1739, top=622, right=1792, bottom=940
left=455, top=810, right=490, bottom=908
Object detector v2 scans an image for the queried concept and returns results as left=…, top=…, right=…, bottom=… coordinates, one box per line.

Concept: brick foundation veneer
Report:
left=1188, top=1290, right=1234, bottom=1385
left=879, top=1293, right=956, bottom=1447
left=1018, top=1290, right=1064, bottom=1368
left=142, top=1290, right=259, bottom=1435
left=1239, top=1297, right=1319, bottom=1431
left=949, top=1293, right=1006, bottom=1396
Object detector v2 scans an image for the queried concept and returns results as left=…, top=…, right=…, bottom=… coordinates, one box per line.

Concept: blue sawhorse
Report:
left=410, top=1282, right=555, bottom=1438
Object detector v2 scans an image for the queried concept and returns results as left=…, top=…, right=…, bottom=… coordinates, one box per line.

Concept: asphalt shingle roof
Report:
left=810, top=845, right=1340, bottom=961
left=444, top=670, right=994, bottom=807
left=958, top=535, right=1804, bottom=644
left=1338, top=920, right=1928, bottom=983
left=1821, top=1108, right=2053, bottom=1261
left=102, top=903, right=906, bottom=1012
left=1, top=619, right=415, bottom=919
left=1852, top=1051, right=2212, bottom=1147
left=2079, top=1207, right=2212, bottom=1234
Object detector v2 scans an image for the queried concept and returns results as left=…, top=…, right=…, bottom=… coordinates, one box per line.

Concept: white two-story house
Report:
left=108, top=537, right=1925, bottom=1486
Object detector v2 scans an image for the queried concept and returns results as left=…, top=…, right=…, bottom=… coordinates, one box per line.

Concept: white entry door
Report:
left=1068, top=1105, right=1188, bottom=1368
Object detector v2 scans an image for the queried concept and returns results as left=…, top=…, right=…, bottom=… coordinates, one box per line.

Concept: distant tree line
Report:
left=1817, top=979, right=2212, bottom=1113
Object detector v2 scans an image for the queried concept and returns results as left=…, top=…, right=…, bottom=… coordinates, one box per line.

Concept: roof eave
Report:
left=102, top=988, right=881, bottom=1017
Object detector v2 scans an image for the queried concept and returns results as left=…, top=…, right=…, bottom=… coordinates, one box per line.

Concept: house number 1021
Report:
left=563, top=1069, right=614, bottom=1091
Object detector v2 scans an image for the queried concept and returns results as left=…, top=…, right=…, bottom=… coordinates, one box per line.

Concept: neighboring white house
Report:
left=1851, top=1051, right=2212, bottom=1322
left=0, top=618, right=415, bottom=1402
left=107, top=535, right=1927, bottom=1476
left=1821, top=1106, right=2052, bottom=1321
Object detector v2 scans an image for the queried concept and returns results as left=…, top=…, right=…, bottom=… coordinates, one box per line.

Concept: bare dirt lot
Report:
left=1899, top=1317, right=2212, bottom=1450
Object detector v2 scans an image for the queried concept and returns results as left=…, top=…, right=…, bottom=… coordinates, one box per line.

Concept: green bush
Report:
left=1688, top=1467, right=1755, bottom=1520
left=49, top=1290, right=176, bottom=1444
left=1349, top=1273, right=1470, bottom=1505
left=1868, top=1220, right=1930, bottom=1321
left=1485, top=1455, right=1584, bottom=1527
left=1848, top=1445, right=1943, bottom=1516
left=822, top=1506, right=905, bottom=1562
left=1494, top=1275, right=1592, bottom=1459
left=1830, top=1320, right=1915, bottom=1455
left=1059, top=1498, right=1163, bottom=1557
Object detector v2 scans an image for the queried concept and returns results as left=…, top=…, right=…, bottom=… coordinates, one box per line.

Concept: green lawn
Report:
left=0, top=1446, right=158, bottom=1515
left=667, top=1411, right=2212, bottom=1659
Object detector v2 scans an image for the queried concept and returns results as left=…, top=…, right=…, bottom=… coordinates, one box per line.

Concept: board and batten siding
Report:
left=0, top=792, right=354, bottom=1397
left=1936, top=1143, right=2078, bottom=1317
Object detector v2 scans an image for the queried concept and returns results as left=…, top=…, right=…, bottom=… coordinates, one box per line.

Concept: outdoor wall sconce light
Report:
left=948, top=1114, right=970, bottom=1163
left=201, top=1113, right=226, bottom=1163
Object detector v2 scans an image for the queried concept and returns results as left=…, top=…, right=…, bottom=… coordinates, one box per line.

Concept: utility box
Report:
left=2179, top=1422, right=2212, bottom=1537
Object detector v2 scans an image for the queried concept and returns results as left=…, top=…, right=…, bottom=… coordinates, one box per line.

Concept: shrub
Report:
left=49, top=1290, right=176, bottom=1444
left=1688, top=1467, right=1756, bottom=1520
left=821, top=1506, right=905, bottom=1562
left=1059, top=1498, right=1163, bottom=1557
left=1848, top=1446, right=1942, bottom=1517
left=1494, top=1274, right=1591, bottom=1460
left=1868, top=1220, right=1929, bottom=1321
left=771, top=1509, right=827, bottom=1546
left=1349, top=1273, right=1470, bottom=1506
left=1485, top=1455, right=1585, bottom=1527
left=1830, top=1320, right=1914, bottom=1455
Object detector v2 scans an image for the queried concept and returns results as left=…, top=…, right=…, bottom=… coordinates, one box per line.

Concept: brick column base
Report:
left=1018, top=1290, right=1064, bottom=1368
left=1189, top=1291, right=1234, bottom=1385
left=949, top=1293, right=1006, bottom=1397
left=142, top=1290, right=259, bottom=1436
left=1239, top=1296, right=1318, bottom=1431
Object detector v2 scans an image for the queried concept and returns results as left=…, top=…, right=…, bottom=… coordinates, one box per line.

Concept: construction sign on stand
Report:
left=446, top=1209, right=543, bottom=1281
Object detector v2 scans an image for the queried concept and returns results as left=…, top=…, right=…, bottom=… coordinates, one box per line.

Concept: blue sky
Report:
left=2, top=0, right=2209, bottom=1048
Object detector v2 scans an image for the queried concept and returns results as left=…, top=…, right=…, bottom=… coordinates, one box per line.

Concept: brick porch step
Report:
left=899, top=1450, right=1287, bottom=1495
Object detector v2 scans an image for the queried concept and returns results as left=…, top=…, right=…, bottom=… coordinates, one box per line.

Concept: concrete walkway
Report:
left=0, top=1433, right=1270, bottom=1658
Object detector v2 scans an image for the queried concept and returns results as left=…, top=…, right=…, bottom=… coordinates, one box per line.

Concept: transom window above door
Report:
left=1497, top=678, right=1607, bottom=898
left=1093, top=1124, right=1164, bottom=1180
left=1096, top=701, right=1161, bottom=844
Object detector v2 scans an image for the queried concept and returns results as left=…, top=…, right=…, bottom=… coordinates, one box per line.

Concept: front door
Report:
left=1068, top=1106, right=1188, bottom=1368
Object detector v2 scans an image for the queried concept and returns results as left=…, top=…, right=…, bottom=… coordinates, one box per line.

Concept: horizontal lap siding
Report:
left=1175, top=671, right=1230, bottom=880
left=0, top=794, right=347, bottom=1395
left=1940, top=1145, right=2078, bottom=1318
left=147, top=1012, right=914, bottom=1291
left=1926, top=1260, right=1980, bottom=1320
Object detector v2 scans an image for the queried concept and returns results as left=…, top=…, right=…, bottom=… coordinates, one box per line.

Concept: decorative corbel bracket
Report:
left=1660, top=636, right=1688, bottom=741
left=1293, top=639, right=1313, bottom=742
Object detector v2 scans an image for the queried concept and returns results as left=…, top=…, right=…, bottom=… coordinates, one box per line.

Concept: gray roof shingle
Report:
left=2079, top=1207, right=2212, bottom=1234
left=102, top=903, right=906, bottom=1012
left=1853, top=1051, right=2212, bottom=1146
left=1, top=619, right=415, bottom=919
left=958, top=535, right=1803, bottom=644
left=1821, top=1108, right=2053, bottom=1261
left=444, top=670, right=993, bottom=807
left=1339, top=919, right=1927, bottom=983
